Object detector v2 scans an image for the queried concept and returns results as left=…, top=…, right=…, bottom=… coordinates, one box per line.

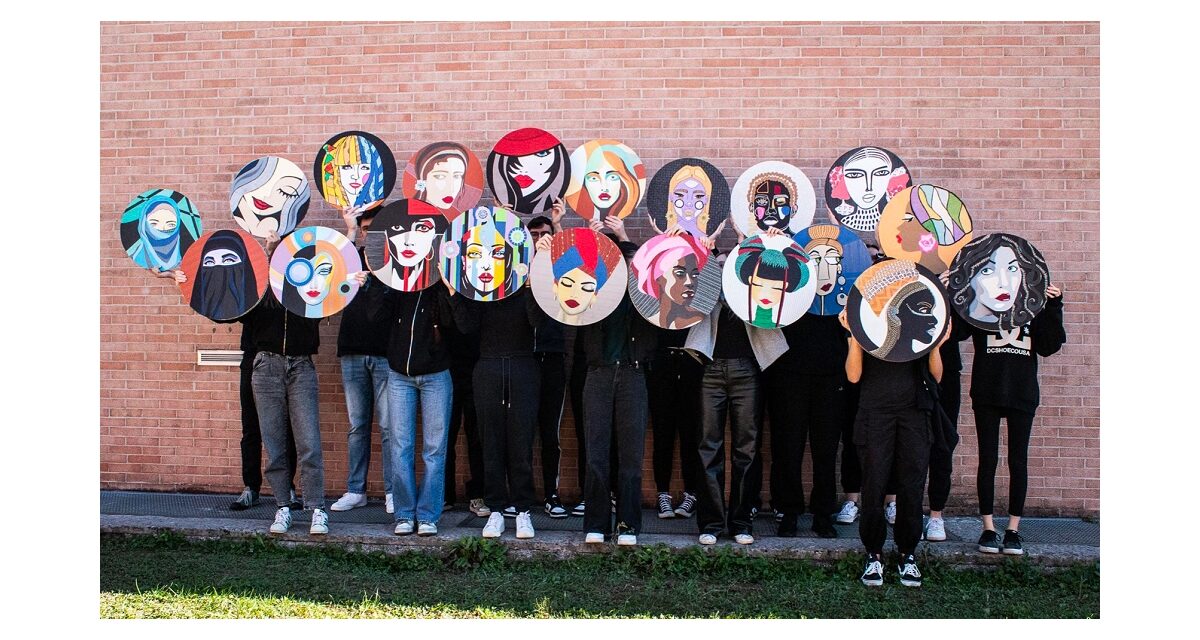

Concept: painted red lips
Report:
left=997, top=293, right=1011, bottom=301
left=514, top=174, right=535, bottom=189
left=305, top=291, right=319, bottom=298
left=564, top=299, right=580, bottom=309
left=478, top=273, right=494, bottom=283
left=252, top=197, right=272, bottom=211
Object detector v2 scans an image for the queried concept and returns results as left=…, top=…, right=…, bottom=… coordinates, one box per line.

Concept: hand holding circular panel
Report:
left=627, top=232, right=721, bottom=330
left=438, top=206, right=533, bottom=301
left=401, top=141, right=485, bottom=221
left=877, top=185, right=973, bottom=274
left=947, top=233, right=1050, bottom=331
left=314, top=131, right=396, bottom=212
left=564, top=139, right=647, bottom=223
left=365, top=199, right=448, bottom=292
left=487, top=128, right=570, bottom=216
left=645, top=158, right=729, bottom=239
left=825, top=146, right=911, bottom=234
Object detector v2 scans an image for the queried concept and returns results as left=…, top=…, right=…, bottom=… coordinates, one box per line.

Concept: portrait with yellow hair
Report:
left=313, top=131, right=395, bottom=212
left=645, top=157, right=730, bottom=241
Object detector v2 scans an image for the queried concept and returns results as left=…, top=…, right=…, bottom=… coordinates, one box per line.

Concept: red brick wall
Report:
left=100, top=21, right=1100, bottom=517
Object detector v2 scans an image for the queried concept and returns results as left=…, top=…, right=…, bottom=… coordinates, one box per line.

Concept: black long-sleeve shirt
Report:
left=451, top=287, right=545, bottom=358
left=336, top=273, right=398, bottom=358
left=966, top=296, right=1066, bottom=413
left=377, top=285, right=455, bottom=377
left=769, top=313, right=848, bottom=377
left=237, top=289, right=321, bottom=357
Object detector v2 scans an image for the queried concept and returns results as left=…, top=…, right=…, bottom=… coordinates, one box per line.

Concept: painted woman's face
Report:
left=554, top=267, right=598, bottom=315
left=238, top=165, right=304, bottom=236
left=339, top=160, right=371, bottom=201
left=389, top=217, right=438, bottom=267
left=808, top=244, right=843, bottom=298
left=898, top=288, right=938, bottom=345
left=970, top=246, right=1023, bottom=314
left=511, top=150, right=554, bottom=194
left=842, top=154, right=892, bottom=209
left=896, top=211, right=935, bottom=254
left=286, top=254, right=334, bottom=306
left=749, top=265, right=785, bottom=311
left=584, top=157, right=624, bottom=210
left=752, top=181, right=792, bottom=230
left=146, top=204, right=179, bottom=235
left=202, top=248, right=243, bottom=267
left=424, top=157, right=466, bottom=208
left=663, top=254, right=700, bottom=306
left=672, top=178, right=707, bottom=222
left=464, top=230, right=508, bottom=294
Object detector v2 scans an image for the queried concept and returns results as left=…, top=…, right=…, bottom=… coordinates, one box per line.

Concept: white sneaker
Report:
left=330, top=492, right=367, bottom=512
left=385, top=493, right=394, bottom=514
left=836, top=500, right=859, bottom=524
left=417, top=521, right=437, bottom=536
left=394, top=519, right=414, bottom=535
left=698, top=533, right=718, bottom=545
left=585, top=532, right=606, bottom=544
left=734, top=533, right=755, bottom=545
left=925, top=516, right=947, bottom=542
left=269, top=507, right=291, bottom=534
left=885, top=501, right=897, bottom=525
left=515, top=511, right=535, bottom=539
left=309, top=509, right=329, bottom=535
left=482, top=512, right=505, bottom=538
left=617, top=533, right=637, bottom=546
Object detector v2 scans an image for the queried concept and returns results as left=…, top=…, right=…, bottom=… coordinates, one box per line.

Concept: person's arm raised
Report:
left=839, top=309, right=863, bottom=383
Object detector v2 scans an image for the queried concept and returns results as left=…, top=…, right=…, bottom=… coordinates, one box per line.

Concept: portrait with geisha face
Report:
left=486, top=128, right=570, bottom=216
left=825, top=146, right=911, bottom=234
left=230, top=156, right=311, bottom=238
left=793, top=223, right=873, bottom=316
left=627, top=232, right=722, bottom=330
left=364, top=199, right=448, bottom=292
left=564, top=139, right=647, bottom=224
left=401, top=141, right=485, bottom=221
left=846, top=259, right=950, bottom=363
left=645, top=158, right=730, bottom=240
left=877, top=184, right=974, bottom=274
left=313, top=130, right=396, bottom=213
left=530, top=227, right=627, bottom=326
left=729, top=161, right=816, bottom=238
left=722, top=234, right=816, bottom=330
left=948, top=233, right=1050, bottom=332
left=439, top=206, right=532, bottom=302
left=269, top=226, right=362, bottom=318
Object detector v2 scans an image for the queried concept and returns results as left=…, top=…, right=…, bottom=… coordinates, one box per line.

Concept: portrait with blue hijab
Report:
left=119, top=189, right=202, bottom=271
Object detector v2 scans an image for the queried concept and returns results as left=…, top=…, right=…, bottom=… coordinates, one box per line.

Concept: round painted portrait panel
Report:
left=628, top=233, right=721, bottom=330
left=793, top=223, right=873, bottom=316
left=847, top=259, right=950, bottom=363
left=438, top=206, right=533, bottom=302
left=178, top=229, right=269, bottom=322
left=229, top=156, right=311, bottom=239
left=531, top=228, right=628, bottom=326
left=119, top=188, right=203, bottom=271
left=364, top=199, right=449, bottom=292
left=729, top=161, right=816, bottom=238
left=722, top=234, right=816, bottom=330
left=948, top=233, right=1050, bottom=332
left=401, top=141, right=485, bottom=222
left=564, top=139, right=647, bottom=223
left=313, top=130, right=396, bottom=212
left=269, top=226, right=362, bottom=319
left=486, top=128, right=570, bottom=216
left=877, top=185, right=974, bottom=274
left=645, top=158, right=730, bottom=240
left=825, top=146, right=911, bottom=234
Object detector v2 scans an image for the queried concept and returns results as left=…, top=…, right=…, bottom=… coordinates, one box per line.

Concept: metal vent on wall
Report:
left=196, top=350, right=244, bottom=366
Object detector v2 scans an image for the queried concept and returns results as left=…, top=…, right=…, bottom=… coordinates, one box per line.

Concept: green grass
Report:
left=100, top=533, right=1099, bottom=619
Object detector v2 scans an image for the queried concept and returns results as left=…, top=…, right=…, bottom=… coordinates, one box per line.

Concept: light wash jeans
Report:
left=340, top=355, right=392, bottom=495
left=387, top=368, right=453, bottom=524
left=251, top=352, right=324, bottom=509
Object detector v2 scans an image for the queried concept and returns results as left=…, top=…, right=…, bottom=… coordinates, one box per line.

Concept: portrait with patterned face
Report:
left=627, top=232, right=722, bottom=330
left=722, top=234, right=816, bottom=329
left=269, top=226, right=362, bottom=318
left=230, top=156, right=311, bottom=238
left=487, top=128, right=570, bottom=216
left=364, top=199, right=448, bottom=292
left=948, top=233, right=1050, bottom=331
left=439, top=206, right=532, bottom=302
left=564, top=139, right=647, bottom=224
left=847, top=259, right=949, bottom=362
left=314, top=131, right=396, bottom=212
left=825, top=146, right=911, bottom=234
left=402, top=141, right=485, bottom=221
left=644, top=158, right=730, bottom=241
left=530, top=228, right=627, bottom=326
left=877, top=185, right=974, bottom=274
left=177, top=229, right=269, bottom=322
left=730, top=161, right=816, bottom=238
left=119, top=188, right=203, bottom=271
left=793, top=223, right=873, bottom=316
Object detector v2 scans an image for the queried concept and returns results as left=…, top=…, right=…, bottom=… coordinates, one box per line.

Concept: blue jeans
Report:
left=386, top=368, right=453, bottom=523
left=251, top=352, right=325, bottom=510
left=340, top=355, right=392, bottom=495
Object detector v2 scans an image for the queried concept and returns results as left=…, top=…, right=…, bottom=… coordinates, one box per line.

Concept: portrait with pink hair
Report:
left=627, top=232, right=721, bottom=330
left=825, top=146, right=911, bottom=234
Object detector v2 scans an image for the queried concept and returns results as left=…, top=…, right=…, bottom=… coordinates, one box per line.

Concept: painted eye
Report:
left=981, top=267, right=994, bottom=275
left=581, top=283, right=597, bottom=293
left=316, top=264, right=333, bottom=276
left=872, top=168, right=891, bottom=177
left=1008, top=265, right=1019, bottom=273
left=844, top=169, right=865, bottom=179
left=415, top=222, right=433, bottom=233
left=467, top=249, right=482, bottom=259
left=221, top=254, right=241, bottom=265
left=695, top=200, right=705, bottom=210
left=534, top=150, right=551, bottom=158
left=491, top=247, right=507, bottom=259
left=606, top=173, right=620, bottom=182
left=203, top=257, right=215, bottom=266
left=341, top=165, right=353, bottom=171
left=585, top=174, right=599, bottom=183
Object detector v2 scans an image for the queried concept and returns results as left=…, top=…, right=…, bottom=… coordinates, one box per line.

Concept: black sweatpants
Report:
left=766, top=370, right=845, bottom=519
left=928, top=369, right=962, bottom=511
left=839, top=383, right=862, bottom=494
left=975, top=403, right=1036, bottom=517
left=582, top=364, right=648, bottom=535
left=474, top=356, right=540, bottom=513
left=855, top=406, right=932, bottom=555
left=445, top=359, right=483, bottom=503
left=535, top=351, right=566, bottom=500
left=697, top=358, right=763, bottom=537
left=648, top=350, right=704, bottom=495
left=240, top=360, right=295, bottom=494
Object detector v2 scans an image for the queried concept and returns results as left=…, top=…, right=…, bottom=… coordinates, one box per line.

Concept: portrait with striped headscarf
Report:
left=530, top=227, right=627, bottom=326
left=877, top=184, right=974, bottom=274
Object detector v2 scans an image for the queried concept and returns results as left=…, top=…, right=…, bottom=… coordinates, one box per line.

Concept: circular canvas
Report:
left=627, top=233, right=721, bottom=330
left=825, top=146, right=911, bottom=234
left=178, top=229, right=269, bottom=322
left=364, top=199, right=449, bottom=292
left=948, top=233, right=1051, bottom=332
left=400, top=141, right=485, bottom=221
left=564, top=139, right=647, bottom=223
left=269, top=226, right=362, bottom=318
left=486, top=128, right=570, bottom=216
left=229, top=156, right=311, bottom=239
left=722, top=234, right=816, bottom=329
left=729, top=161, right=816, bottom=238
left=645, top=158, right=730, bottom=240
left=847, top=259, right=950, bottom=362
left=313, top=130, right=396, bottom=212
left=438, top=206, right=533, bottom=302
left=877, top=185, right=974, bottom=274
left=793, top=223, right=873, bottom=316
left=119, top=188, right=203, bottom=271
left=530, top=228, right=628, bottom=326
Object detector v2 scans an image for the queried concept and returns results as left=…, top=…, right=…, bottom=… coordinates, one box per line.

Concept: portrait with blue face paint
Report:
left=119, top=188, right=202, bottom=271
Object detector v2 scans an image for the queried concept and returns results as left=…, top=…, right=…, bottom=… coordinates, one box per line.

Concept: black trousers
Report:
left=582, top=364, right=648, bottom=535
left=928, top=369, right=962, bottom=511
left=697, top=358, right=763, bottom=537
left=855, top=406, right=931, bottom=555
left=569, top=347, right=616, bottom=500
left=535, top=352, right=566, bottom=500
left=839, top=383, right=863, bottom=494
left=648, top=350, right=704, bottom=495
left=474, top=356, right=540, bottom=512
left=445, top=358, right=483, bottom=503
left=240, top=362, right=295, bottom=494
left=766, top=370, right=845, bottom=519
left=975, top=403, right=1036, bottom=518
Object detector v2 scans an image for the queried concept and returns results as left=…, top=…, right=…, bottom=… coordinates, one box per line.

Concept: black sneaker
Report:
left=571, top=500, right=586, bottom=517
left=812, top=514, right=837, bottom=539
left=978, top=529, right=1001, bottom=554
left=860, top=553, right=884, bottom=586
left=1002, top=529, right=1025, bottom=555
left=229, top=487, right=259, bottom=511
left=656, top=492, right=675, bottom=519
left=897, top=554, right=923, bottom=587
left=749, top=506, right=759, bottom=520
left=544, top=495, right=569, bottom=519
left=776, top=513, right=798, bottom=537
left=503, top=505, right=518, bottom=519
left=674, top=492, right=697, bottom=518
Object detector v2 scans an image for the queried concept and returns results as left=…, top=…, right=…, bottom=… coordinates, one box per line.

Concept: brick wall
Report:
left=100, top=21, right=1100, bottom=517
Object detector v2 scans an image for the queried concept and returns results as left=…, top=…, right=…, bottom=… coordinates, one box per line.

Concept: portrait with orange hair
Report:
left=846, top=259, right=949, bottom=362
left=529, top=227, right=628, bottom=326
left=564, top=139, right=647, bottom=224
left=268, top=226, right=362, bottom=318
left=645, top=158, right=730, bottom=240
